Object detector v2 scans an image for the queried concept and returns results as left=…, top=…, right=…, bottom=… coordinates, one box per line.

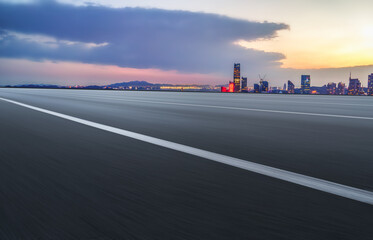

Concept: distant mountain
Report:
left=107, top=81, right=155, bottom=88
left=82, top=85, right=104, bottom=89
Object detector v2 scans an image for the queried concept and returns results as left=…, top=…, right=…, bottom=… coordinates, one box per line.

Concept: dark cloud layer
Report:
left=0, top=0, right=289, bottom=73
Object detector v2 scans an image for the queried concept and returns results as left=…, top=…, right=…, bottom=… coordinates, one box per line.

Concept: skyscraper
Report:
left=254, top=84, right=260, bottom=93
left=260, top=81, right=269, bottom=92
left=337, top=82, right=345, bottom=95
left=327, top=82, right=336, bottom=95
left=233, top=63, right=241, bottom=92
left=241, top=77, right=248, bottom=92
left=301, top=75, right=311, bottom=94
left=368, top=73, right=373, bottom=96
left=287, top=80, right=295, bottom=94
left=348, top=73, right=361, bottom=95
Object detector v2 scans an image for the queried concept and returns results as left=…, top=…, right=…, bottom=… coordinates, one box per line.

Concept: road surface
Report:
left=0, top=88, right=372, bottom=239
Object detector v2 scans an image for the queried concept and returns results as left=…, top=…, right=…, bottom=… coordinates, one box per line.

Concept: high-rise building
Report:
left=368, top=73, right=373, bottom=96
left=241, top=77, right=248, bottom=92
left=287, top=80, right=295, bottom=94
left=283, top=83, right=287, bottom=91
left=260, top=81, right=269, bottom=92
left=301, top=75, right=311, bottom=94
left=254, top=84, right=260, bottom=93
left=327, top=82, right=337, bottom=95
left=348, top=73, right=361, bottom=95
left=233, top=63, right=241, bottom=92
left=337, top=82, right=345, bottom=95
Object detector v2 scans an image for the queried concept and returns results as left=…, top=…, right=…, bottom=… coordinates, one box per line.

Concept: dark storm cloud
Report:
left=0, top=0, right=289, bottom=73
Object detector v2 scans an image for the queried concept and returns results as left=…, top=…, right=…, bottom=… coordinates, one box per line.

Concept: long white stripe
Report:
left=1, top=96, right=373, bottom=205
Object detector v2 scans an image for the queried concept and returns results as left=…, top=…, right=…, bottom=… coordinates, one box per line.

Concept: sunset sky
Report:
left=1, top=0, right=373, bottom=87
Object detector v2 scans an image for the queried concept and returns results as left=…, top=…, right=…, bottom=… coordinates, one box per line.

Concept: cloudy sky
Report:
left=1, top=0, right=373, bottom=87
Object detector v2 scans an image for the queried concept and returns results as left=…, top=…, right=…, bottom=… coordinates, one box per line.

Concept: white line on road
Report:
left=1, top=96, right=373, bottom=205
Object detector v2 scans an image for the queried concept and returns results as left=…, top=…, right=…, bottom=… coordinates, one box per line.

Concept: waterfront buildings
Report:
left=287, top=80, right=295, bottom=94
left=327, top=82, right=337, bottom=95
left=241, top=77, right=248, bottom=92
left=254, top=84, right=260, bottom=93
left=348, top=74, right=361, bottom=95
left=233, top=63, right=241, bottom=92
left=221, top=82, right=235, bottom=93
left=301, top=75, right=311, bottom=94
left=260, top=81, right=269, bottom=92
left=368, top=73, right=373, bottom=96
left=220, top=64, right=372, bottom=96
left=337, top=82, right=345, bottom=95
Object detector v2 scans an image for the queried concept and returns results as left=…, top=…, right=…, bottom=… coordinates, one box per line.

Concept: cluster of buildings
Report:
left=325, top=73, right=373, bottom=95
left=326, top=73, right=373, bottom=96
left=326, top=82, right=346, bottom=95
left=221, top=63, right=248, bottom=93
left=222, top=63, right=373, bottom=96
left=221, top=63, right=268, bottom=93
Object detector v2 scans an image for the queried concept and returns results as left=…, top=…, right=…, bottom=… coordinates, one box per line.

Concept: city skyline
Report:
left=220, top=63, right=372, bottom=95
left=1, top=0, right=373, bottom=86
left=4, top=65, right=373, bottom=96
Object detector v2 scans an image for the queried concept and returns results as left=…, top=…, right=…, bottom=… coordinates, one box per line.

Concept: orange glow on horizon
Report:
left=235, top=25, right=373, bottom=70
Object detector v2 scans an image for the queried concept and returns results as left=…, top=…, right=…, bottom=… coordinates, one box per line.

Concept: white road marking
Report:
left=1, top=96, right=373, bottom=205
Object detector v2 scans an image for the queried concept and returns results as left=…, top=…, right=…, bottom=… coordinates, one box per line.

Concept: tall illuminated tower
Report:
left=301, top=75, right=311, bottom=94
left=233, top=63, right=241, bottom=92
left=368, top=73, right=373, bottom=96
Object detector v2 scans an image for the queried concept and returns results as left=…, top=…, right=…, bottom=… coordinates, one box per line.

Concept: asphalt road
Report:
left=0, top=88, right=372, bottom=239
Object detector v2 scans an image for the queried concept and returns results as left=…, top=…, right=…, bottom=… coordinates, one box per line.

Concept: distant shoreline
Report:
left=1, top=86, right=372, bottom=96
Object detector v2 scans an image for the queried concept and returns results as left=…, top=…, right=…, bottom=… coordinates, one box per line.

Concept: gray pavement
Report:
left=0, top=88, right=372, bottom=239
